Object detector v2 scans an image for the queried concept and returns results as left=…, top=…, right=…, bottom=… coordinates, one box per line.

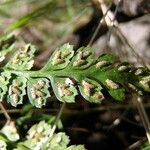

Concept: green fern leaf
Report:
left=71, top=46, right=94, bottom=69
left=5, top=44, right=36, bottom=70
left=0, top=40, right=149, bottom=107
left=50, top=77, right=78, bottom=103
left=0, top=72, right=11, bottom=102
left=42, top=43, right=74, bottom=71
left=7, top=76, right=27, bottom=107
left=67, top=145, right=86, bottom=150
left=27, top=78, right=50, bottom=108
left=1, top=121, right=19, bottom=142
left=139, top=76, right=150, bottom=92
left=79, top=78, right=104, bottom=103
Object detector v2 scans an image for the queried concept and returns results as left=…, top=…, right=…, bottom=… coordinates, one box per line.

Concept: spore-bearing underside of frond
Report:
left=0, top=35, right=150, bottom=108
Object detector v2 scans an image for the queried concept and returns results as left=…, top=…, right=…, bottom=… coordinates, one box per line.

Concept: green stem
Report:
left=4, top=63, right=128, bottom=84
left=4, top=67, right=87, bottom=82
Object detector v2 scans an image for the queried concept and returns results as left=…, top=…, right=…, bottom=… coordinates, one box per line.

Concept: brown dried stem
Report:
left=0, top=102, right=11, bottom=122
left=132, top=94, right=150, bottom=143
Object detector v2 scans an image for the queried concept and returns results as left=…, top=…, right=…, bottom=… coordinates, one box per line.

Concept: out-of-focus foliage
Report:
left=0, top=0, right=93, bottom=49
left=141, top=142, right=150, bottom=150
left=0, top=120, right=85, bottom=150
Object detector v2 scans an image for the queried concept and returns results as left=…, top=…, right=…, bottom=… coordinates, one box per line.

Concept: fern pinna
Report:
left=0, top=35, right=150, bottom=108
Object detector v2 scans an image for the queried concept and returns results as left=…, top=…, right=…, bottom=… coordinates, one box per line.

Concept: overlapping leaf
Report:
left=0, top=121, right=86, bottom=150
left=17, top=121, right=86, bottom=150
left=1, top=121, right=19, bottom=142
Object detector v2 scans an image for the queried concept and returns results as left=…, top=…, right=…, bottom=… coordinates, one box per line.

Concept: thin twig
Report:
left=34, top=103, right=66, bottom=150
left=99, top=0, right=148, bottom=67
left=1, top=102, right=150, bottom=115
left=127, top=137, right=147, bottom=150
left=49, top=103, right=66, bottom=137
left=106, top=0, right=122, bottom=42
left=88, top=5, right=111, bottom=46
left=115, top=26, right=148, bottom=67
left=132, top=94, right=150, bottom=143
left=0, top=102, right=11, bottom=121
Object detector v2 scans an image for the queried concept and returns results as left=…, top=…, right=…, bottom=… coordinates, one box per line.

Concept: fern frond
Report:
left=0, top=38, right=149, bottom=108
left=0, top=121, right=86, bottom=150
